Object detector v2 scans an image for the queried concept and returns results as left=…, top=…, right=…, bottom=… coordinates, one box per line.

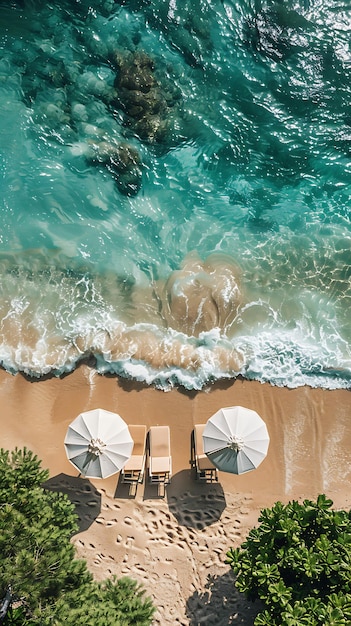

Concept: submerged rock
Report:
left=87, top=140, right=143, bottom=196
left=156, top=253, right=242, bottom=337
left=109, top=50, right=180, bottom=144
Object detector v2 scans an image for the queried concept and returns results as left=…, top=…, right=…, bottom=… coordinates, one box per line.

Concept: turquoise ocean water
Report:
left=0, top=0, right=351, bottom=390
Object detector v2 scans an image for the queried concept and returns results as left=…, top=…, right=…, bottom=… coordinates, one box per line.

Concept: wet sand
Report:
left=0, top=364, right=350, bottom=625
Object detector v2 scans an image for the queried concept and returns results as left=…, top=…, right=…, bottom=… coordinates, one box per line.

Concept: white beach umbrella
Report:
left=203, top=406, right=269, bottom=475
left=64, top=408, right=133, bottom=479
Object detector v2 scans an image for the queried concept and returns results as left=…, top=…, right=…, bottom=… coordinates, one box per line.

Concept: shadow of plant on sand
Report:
left=186, top=570, right=262, bottom=625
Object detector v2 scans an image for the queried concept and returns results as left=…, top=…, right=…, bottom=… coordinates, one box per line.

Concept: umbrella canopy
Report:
left=203, top=406, right=269, bottom=475
left=64, top=408, right=133, bottom=479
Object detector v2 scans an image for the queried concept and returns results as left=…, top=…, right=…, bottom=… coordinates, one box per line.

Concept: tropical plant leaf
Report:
left=227, top=496, right=351, bottom=624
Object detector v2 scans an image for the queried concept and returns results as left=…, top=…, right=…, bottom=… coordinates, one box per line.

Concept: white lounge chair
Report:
left=191, top=424, right=218, bottom=482
left=148, top=426, right=172, bottom=485
left=121, top=425, right=147, bottom=485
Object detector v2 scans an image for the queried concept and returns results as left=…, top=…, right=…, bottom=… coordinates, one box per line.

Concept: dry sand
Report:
left=0, top=364, right=350, bottom=625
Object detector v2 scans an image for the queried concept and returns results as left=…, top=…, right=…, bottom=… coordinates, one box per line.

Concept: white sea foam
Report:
left=0, top=270, right=349, bottom=391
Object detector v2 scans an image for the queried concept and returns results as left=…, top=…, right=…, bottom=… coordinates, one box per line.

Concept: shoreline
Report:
left=1, top=363, right=350, bottom=506
left=1, top=364, right=350, bottom=625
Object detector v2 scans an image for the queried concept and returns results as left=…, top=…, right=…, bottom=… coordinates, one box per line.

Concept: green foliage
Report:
left=52, top=577, right=155, bottom=626
left=0, top=447, right=49, bottom=499
left=0, top=448, right=155, bottom=626
left=226, top=495, right=351, bottom=625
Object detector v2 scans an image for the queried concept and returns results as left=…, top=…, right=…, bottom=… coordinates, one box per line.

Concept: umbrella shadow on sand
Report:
left=43, top=473, right=101, bottom=533
left=186, top=570, right=262, bottom=625
left=165, top=470, right=227, bottom=529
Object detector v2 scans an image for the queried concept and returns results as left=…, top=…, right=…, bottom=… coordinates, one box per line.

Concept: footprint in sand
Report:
left=239, top=506, right=250, bottom=515
left=197, top=545, right=209, bottom=554
left=166, top=530, right=178, bottom=540
left=125, top=536, right=134, bottom=548
left=106, top=519, right=118, bottom=527
left=102, top=502, right=112, bottom=511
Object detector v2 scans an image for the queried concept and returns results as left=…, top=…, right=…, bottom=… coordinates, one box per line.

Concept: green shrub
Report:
left=0, top=448, right=155, bottom=626
left=226, top=495, right=351, bottom=625
left=53, top=577, right=155, bottom=626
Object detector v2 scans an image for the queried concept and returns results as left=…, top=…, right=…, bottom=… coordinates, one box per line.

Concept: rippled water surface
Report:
left=1, top=0, right=351, bottom=389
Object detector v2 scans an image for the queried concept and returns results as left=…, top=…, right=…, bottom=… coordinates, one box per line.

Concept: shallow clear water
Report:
left=0, top=0, right=351, bottom=389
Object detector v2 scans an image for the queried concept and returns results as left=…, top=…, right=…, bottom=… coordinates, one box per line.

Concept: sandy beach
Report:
left=0, top=364, right=350, bottom=625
